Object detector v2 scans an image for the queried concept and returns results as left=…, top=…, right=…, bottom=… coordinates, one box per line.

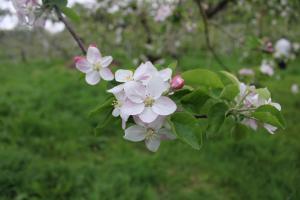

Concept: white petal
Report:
left=120, top=113, right=129, bottom=129
left=101, top=56, right=113, bottom=68
left=145, top=135, right=161, bottom=152
left=133, top=116, right=147, bottom=127
left=146, top=76, right=165, bottom=99
left=241, top=119, right=258, bottom=131
left=152, top=96, right=177, bottom=115
left=270, top=102, right=281, bottom=111
left=133, top=62, right=157, bottom=82
left=122, top=100, right=145, bottom=115
left=159, top=68, right=172, bottom=81
left=158, top=128, right=176, bottom=140
left=85, top=71, right=100, bottom=85
left=124, top=125, right=147, bottom=142
left=124, top=81, right=146, bottom=103
left=139, top=107, right=158, bottom=123
left=87, top=46, right=101, bottom=64
left=112, top=108, right=120, bottom=117
left=115, top=70, right=133, bottom=83
left=147, top=116, right=165, bottom=130
left=107, top=84, right=124, bottom=94
left=264, top=124, right=277, bottom=134
left=100, top=68, right=114, bottom=81
left=75, top=58, right=92, bottom=73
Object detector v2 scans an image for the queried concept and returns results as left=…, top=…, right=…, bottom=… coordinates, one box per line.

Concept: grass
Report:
left=0, top=54, right=299, bottom=200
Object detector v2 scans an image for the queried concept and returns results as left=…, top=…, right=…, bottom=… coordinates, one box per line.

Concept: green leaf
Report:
left=219, top=71, right=240, bottom=86
left=168, top=60, right=178, bottom=72
left=60, top=7, right=80, bottom=23
left=182, top=69, right=224, bottom=89
left=181, top=89, right=210, bottom=114
left=89, top=97, right=114, bottom=129
left=251, top=105, right=285, bottom=128
left=47, top=0, right=68, bottom=7
left=220, top=84, right=239, bottom=101
left=170, top=112, right=201, bottom=150
left=256, top=88, right=271, bottom=100
left=89, top=97, right=114, bottom=117
left=231, top=123, right=248, bottom=140
left=207, top=102, right=229, bottom=133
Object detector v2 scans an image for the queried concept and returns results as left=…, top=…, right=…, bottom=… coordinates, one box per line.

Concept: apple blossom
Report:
left=124, top=117, right=176, bottom=152
left=291, top=84, right=299, bottom=94
left=154, top=5, right=173, bottom=22
left=75, top=45, right=114, bottom=85
left=238, top=68, right=255, bottom=76
left=260, top=60, right=274, bottom=76
left=274, top=38, right=292, bottom=59
left=171, top=75, right=185, bottom=90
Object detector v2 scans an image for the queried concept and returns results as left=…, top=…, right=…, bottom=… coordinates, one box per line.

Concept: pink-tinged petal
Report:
left=115, top=70, right=133, bottom=83
left=158, top=128, right=176, bottom=140
left=133, top=62, right=157, bottom=82
left=133, top=116, right=147, bottom=127
left=112, top=108, right=120, bottom=117
left=159, top=68, right=172, bottom=81
left=120, top=113, right=129, bottom=129
left=241, top=119, right=258, bottom=131
left=139, top=107, right=158, bottom=123
left=152, top=96, right=177, bottom=115
left=87, top=46, right=101, bottom=64
left=124, top=125, right=147, bottom=142
left=124, top=81, right=146, bottom=103
left=264, top=124, right=277, bottom=134
left=75, top=57, right=92, bottom=73
left=107, top=84, right=125, bottom=94
left=85, top=71, right=100, bottom=85
left=122, top=100, right=144, bottom=115
left=100, top=68, right=114, bottom=81
left=171, top=75, right=185, bottom=90
left=147, top=116, right=165, bottom=130
left=101, top=56, right=113, bottom=68
left=146, top=76, right=165, bottom=99
left=145, top=135, right=161, bottom=152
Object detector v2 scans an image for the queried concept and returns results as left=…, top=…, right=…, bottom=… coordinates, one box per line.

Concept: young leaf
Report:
left=89, top=97, right=114, bottom=117
left=170, top=112, right=201, bottom=150
left=207, top=102, right=229, bottom=133
left=251, top=105, right=285, bottom=128
left=182, top=69, right=224, bottom=89
left=256, top=88, right=271, bottom=100
left=220, top=84, right=239, bottom=101
left=60, top=7, right=80, bottom=23
left=181, top=89, right=210, bottom=114
left=219, top=71, right=240, bottom=86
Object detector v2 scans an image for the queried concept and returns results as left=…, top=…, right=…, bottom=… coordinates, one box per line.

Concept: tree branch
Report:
left=194, top=0, right=231, bottom=72
left=54, top=6, right=86, bottom=55
left=206, top=0, right=233, bottom=19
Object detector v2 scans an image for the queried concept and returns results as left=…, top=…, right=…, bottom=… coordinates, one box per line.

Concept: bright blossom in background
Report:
left=291, top=84, right=299, bottom=94
left=154, top=5, right=173, bottom=22
left=238, top=68, right=255, bottom=76
left=260, top=60, right=274, bottom=76
left=75, top=45, right=114, bottom=85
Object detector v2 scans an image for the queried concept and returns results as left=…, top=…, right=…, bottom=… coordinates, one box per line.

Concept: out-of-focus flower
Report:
left=274, top=38, right=292, bottom=59
left=291, top=84, right=299, bottom=94
left=239, top=68, right=255, bottom=76
left=260, top=60, right=274, bottom=76
left=293, top=42, right=300, bottom=52
left=154, top=5, right=173, bottom=22
left=171, top=75, right=184, bottom=90
left=124, top=117, right=176, bottom=152
left=75, top=45, right=114, bottom=85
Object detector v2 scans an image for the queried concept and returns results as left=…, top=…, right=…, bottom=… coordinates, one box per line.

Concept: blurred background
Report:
left=0, top=0, right=300, bottom=199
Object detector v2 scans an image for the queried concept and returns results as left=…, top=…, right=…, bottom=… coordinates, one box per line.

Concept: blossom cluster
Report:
left=75, top=45, right=183, bottom=152
left=236, top=83, right=281, bottom=134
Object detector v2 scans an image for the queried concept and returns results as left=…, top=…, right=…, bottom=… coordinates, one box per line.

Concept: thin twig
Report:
left=195, top=114, right=208, bottom=119
left=194, top=0, right=230, bottom=72
left=54, top=6, right=86, bottom=55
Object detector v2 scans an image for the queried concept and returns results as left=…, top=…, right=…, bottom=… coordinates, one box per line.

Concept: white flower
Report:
left=122, top=75, right=177, bottom=123
left=238, top=68, right=255, bottom=76
left=291, top=84, right=299, bottom=94
left=260, top=60, right=274, bottom=76
left=110, top=91, right=129, bottom=129
left=274, top=38, right=292, bottom=59
left=263, top=124, right=277, bottom=134
left=241, top=118, right=258, bottom=131
left=124, top=117, right=176, bottom=152
left=154, top=5, right=173, bottom=22
left=75, top=45, right=114, bottom=85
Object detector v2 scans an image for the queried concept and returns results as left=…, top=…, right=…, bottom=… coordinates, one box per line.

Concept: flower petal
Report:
left=147, top=116, right=165, bottom=130
left=264, top=123, right=277, bottom=134
left=101, top=56, right=113, bottom=68
left=133, top=61, right=157, bottom=82
left=124, top=81, right=146, bottom=103
left=146, top=76, right=165, bottom=99
left=107, top=84, right=125, bottom=94
left=85, top=71, right=100, bottom=85
left=115, top=69, right=133, bottom=83
left=152, top=96, right=177, bottom=115
left=122, top=100, right=144, bottom=115
left=87, top=46, right=101, bottom=64
left=158, top=128, right=176, bottom=140
left=100, top=68, right=114, bottom=81
left=112, top=108, right=120, bottom=117
left=159, top=68, right=172, bottom=81
left=75, top=57, right=92, bottom=73
left=124, top=125, right=147, bottom=142
left=145, top=135, right=161, bottom=152
left=139, top=107, right=158, bottom=123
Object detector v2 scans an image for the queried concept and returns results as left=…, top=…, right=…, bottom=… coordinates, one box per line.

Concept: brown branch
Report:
left=206, top=0, right=233, bottom=19
left=54, top=6, right=86, bottom=55
left=194, top=0, right=231, bottom=72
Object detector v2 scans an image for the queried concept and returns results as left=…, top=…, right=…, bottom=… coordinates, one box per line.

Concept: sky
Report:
left=0, top=0, right=97, bottom=32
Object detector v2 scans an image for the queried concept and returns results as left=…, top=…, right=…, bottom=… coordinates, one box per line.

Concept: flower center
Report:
left=146, top=128, right=156, bottom=140
left=112, top=100, right=122, bottom=108
left=144, top=96, right=155, bottom=107
left=93, top=62, right=102, bottom=71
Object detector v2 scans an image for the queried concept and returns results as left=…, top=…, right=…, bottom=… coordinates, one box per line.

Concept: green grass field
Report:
left=0, top=54, right=300, bottom=200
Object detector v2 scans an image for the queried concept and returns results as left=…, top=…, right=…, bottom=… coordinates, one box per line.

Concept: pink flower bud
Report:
left=73, top=56, right=84, bottom=63
left=171, top=75, right=185, bottom=90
